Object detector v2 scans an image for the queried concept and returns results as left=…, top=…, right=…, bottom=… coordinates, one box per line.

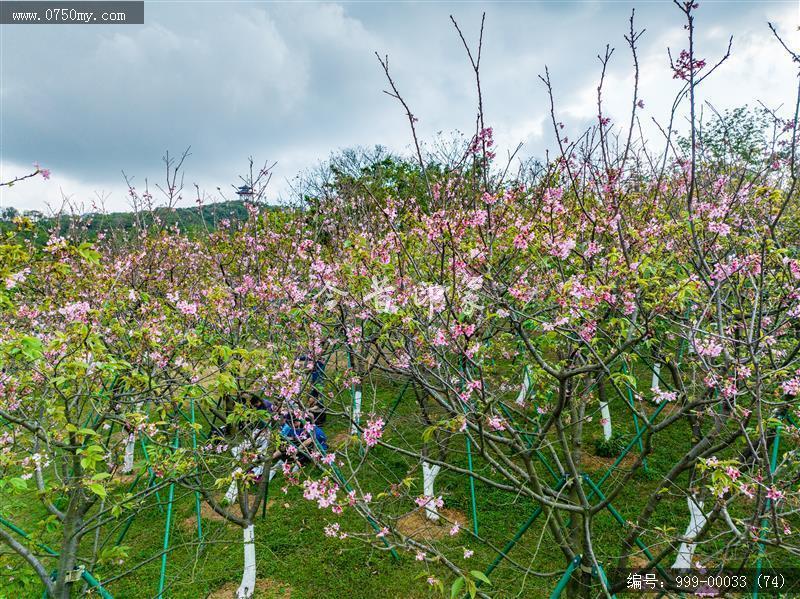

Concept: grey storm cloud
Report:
left=0, top=0, right=796, bottom=211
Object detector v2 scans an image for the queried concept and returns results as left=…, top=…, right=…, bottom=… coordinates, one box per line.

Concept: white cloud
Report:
left=2, top=1, right=797, bottom=213
left=557, top=1, right=798, bottom=152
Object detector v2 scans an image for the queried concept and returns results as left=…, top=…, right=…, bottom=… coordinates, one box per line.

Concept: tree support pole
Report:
left=157, top=432, right=179, bottom=599
left=0, top=515, right=112, bottom=598
left=190, top=397, right=204, bottom=545
left=465, top=435, right=479, bottom=536
left=754, top=422, right=782, bottom=599
left=549, top=555, right=583, bottom=599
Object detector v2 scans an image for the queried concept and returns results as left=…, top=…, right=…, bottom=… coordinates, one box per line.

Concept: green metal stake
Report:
left=582, top=474, right=670, bottom=580
left=621, top=361, right=647, bottom=472
left=190, top=397, right=204, bottom=545
left=115, top=470, right=157, bottom=547
left=465, top=435, right=479, bottom=537
left=139, top=435, right=164, bottom=514
left=481, top=477, right=567, bottom=580
left=384, top=380, right=409, bottom=425
left=346, top=345, right=361, bottom=433
left=459, top=360, right=480, bottom=537
left=498, top=401, right=560, bottom=484
left=550, top=555, right=582, bottom=599
left=0, top=514, right=113, bottom=598
left=157, top=432, right=179, bottom=599
left=261, top=462, right=272, bottom=521
left=309, top=433, right=400, bottom=561
left=754, top=422, right=782, bottom=599
left=593, top=400, right=668, bottom=493
left=593, top=560, right=617, bottom=599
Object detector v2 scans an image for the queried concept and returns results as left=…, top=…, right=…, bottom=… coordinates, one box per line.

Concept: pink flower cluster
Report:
left=781, top=377, right=800, bottom=397
left=415, top=495, right=444, bottom=509
left=363, top=417, right=385, bottom=448
left=672, top=49, right=706, bottom=81
left=176, top=300, right=198, bottom=316
left=548, top=237, right=576, bottom=260
left=303, top=476, right=340, bottom=510
left=58, top=301, right=91, bottom=323
left=766, top=487, right=784, bottom=502
left=651, top=388, right=678, bottom=404
left=33, top=162, right=51, bottom=180
left=487, top=415, right=506, bottom=431
left=468, top=127, right=496, bottom=160
left=695, top=338, right=723, bottom=358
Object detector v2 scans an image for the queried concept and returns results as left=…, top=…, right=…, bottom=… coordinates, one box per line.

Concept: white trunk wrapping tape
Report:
left=516, top=367, right=532, bottom=406
left=236, top=524, right=257, bottom=598
left=600, top=402, right=613, bottom=441
left=422, top=461, right=441, bottom=521
left=122, top=436, right=135, bottom=474
left=225, top=469, right=241, bottom=504
left=672, top=497, right=706, bottom=570
left=350, top=389, right=362, bottom=435
left=651, top=362, right=661, bottom=391
left=225, top=444, right=245, bottom=503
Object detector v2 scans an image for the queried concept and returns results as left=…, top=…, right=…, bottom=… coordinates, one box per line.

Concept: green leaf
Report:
left=87, top=483, right=107, bottom=498
left=450, top=576, right=465, bottom=599
left=422, top=425, right=437, bottom=443
left=470, top=571, right=491, bottom=585
left=9, top=477, right=27, bottom=491
left=19, top=335, right=43, bottom=360
left=77, top=243, right=101, bottom=264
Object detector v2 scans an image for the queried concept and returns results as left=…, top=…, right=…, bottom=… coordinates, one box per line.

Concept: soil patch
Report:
left=181, top=500, right=242, bottom=530
left=582, top=451, right=639, bottom=473
left=207, top=578, right=292, bottom=599
left=330, top=432, right=354, bottom=450
left=396, top=508, right=467, bottom=541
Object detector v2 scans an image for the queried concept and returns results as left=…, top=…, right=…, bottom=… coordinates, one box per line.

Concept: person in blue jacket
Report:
left=272, top=414, right=328, bottom=465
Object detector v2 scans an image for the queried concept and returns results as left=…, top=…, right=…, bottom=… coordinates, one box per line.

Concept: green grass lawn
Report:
left=1, top=365, right=798, bottom=598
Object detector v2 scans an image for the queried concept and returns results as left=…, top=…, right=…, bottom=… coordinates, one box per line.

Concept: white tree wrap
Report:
left=422, top=461, right=441, bottom=521
left=235, top=524, right=257, bottom=598
left=672, top=496, right=706, bottom=570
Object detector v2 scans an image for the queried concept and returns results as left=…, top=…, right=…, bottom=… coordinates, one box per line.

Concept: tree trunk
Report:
left=236, top=522, right=257, bottom=598
left=53, top=509, right=83, bottom=599
left=672, top=496, right=706, bottom=569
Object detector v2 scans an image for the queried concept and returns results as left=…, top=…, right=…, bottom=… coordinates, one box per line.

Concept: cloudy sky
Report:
left=1, top=0, right=797, bottom=213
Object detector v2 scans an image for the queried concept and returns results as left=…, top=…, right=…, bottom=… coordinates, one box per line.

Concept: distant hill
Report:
left=0, top=200, right=255, bottom=242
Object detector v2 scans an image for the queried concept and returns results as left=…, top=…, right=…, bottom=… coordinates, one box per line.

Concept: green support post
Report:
left=157, top=432, right=179, bottom=599
left=592, top=399, right=668, bottom=493
left=550, top=555, right=582, bottom=599
left=384, top=380, right=409, bottom=425
left=754, top=422, right=782, bottom=599
left=621, top=361, right=647, bottom=472
left=464, top=435, right=480, bottom=536
left=458, top=360, right=480, bottom=537
left=498, top=401, right=560, bottom=484
left=582, top=475, right=670, bottom=580
left=190, top=397, right=204, bottom=545
left=481, top=478, right=567, bottom=581
left=139, top=431, right=164, bottom=513
left=0, top=514, right=113, bottom=598
left=309, top=431, right=399, bottom=561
